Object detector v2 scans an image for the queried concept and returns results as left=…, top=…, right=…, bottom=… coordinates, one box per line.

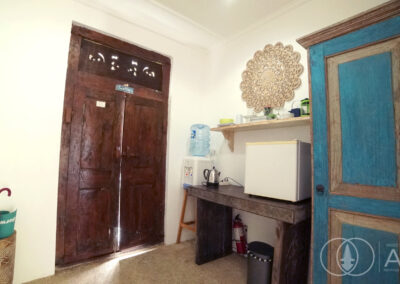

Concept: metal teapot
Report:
left=203, top=166, right=220, bottom=187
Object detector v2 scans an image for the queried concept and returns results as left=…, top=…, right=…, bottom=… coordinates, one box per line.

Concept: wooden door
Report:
left=56, top=25, right=170, bottom=264
left=63, top=83, right=124, bottom=263
left=299, top=7, right=400, bottom=284
left=120, top=95, right=165, bottom=248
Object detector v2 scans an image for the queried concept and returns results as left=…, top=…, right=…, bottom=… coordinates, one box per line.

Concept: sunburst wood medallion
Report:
left=240, top=42, right=304, bottom=112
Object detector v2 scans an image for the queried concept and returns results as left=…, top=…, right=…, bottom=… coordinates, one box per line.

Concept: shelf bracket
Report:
left=222, top=130, right=234, bottom=152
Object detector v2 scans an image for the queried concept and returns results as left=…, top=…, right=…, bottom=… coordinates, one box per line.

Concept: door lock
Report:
left=316, top=184, right=325, bottom=193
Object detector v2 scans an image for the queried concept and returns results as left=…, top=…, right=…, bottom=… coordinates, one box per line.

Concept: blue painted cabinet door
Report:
left=310, top=16, right=400, bottom=283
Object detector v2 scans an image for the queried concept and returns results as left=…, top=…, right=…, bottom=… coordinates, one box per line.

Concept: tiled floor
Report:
left=28, top=241, right=247, bottom=284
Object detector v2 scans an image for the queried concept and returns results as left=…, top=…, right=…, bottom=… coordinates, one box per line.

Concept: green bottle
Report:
left=301, top=98, right=310, bottom=116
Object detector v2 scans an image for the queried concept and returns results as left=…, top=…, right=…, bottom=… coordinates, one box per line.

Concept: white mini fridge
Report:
left=244, top=140, right=311, bottom=202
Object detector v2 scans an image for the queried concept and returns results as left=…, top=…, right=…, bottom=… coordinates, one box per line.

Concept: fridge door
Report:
left=244, top=141, right=299, bottom=201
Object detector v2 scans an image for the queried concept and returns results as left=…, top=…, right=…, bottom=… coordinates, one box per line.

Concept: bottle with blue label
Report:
left=189, top=124, right=210, bottom=156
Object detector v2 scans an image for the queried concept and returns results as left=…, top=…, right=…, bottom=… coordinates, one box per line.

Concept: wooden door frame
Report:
left=56, top=24, right=171, bottom=264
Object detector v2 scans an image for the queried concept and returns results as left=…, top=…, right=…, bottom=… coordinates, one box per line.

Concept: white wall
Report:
left=0, top=0, right=210, bottom=282
left=0, top=0, right=389, bottom=283
left=205, top=0, right=388, bottom=245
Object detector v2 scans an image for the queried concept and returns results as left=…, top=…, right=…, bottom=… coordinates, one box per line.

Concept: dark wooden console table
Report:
left=188, top=185, right=311, bottom=284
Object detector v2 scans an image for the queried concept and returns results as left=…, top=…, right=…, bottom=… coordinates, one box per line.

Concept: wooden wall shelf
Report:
left=211, top=117, right=311, bottom=151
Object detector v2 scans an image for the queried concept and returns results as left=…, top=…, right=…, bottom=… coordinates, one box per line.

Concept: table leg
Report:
left=195, top=198, right=232, bottom=265
left=272, top=219, right=311, bottom=284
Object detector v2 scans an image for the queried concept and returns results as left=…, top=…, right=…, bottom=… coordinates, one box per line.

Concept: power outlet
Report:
left=219, top=177, right=230, bottom=186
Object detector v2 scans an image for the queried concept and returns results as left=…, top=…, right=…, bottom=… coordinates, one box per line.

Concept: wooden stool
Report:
left=176, top=189, right=196, bottom=243
left=0, top=231, right=16, bottom=284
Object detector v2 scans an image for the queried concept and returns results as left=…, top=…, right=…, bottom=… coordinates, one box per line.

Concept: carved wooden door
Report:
left=299, top=7, right=400, bottom=284
left=63, top=83, right=124, bottom=263
left=120, top=95, right=165, bottom=249
left=57, top=26, right=170, bottom=264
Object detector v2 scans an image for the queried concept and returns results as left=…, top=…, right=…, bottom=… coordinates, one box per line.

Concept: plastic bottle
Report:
left=189, top=124, right=210, bottom=156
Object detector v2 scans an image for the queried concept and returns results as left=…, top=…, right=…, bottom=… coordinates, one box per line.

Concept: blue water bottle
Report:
left=189, top=124, right=210, bottom=156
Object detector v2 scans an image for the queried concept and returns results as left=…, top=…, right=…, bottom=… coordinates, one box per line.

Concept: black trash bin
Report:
left=247, top=241, right=274, bottom=284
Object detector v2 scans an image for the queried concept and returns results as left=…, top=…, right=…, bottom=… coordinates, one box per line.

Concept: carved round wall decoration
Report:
left=240, top=42, right=304, bottom=112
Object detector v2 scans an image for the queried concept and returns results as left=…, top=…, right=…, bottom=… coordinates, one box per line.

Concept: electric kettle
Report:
left=203, top=167, right=220, bottom=187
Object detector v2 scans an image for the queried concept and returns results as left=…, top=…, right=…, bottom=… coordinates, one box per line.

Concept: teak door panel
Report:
left=120, top=96, right=165, bottom=248
left=64, top=86, right=123, bottom=263
left=327, top=38, right=400, bottom=201
left=57, top=25, right=170, bottom=264
left=328, top=210, right=400, bottom=284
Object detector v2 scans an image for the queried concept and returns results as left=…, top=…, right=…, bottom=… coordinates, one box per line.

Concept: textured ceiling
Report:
left=76, top=0, right=302, bottom=49
left=151, top=0, right=295, bottom=37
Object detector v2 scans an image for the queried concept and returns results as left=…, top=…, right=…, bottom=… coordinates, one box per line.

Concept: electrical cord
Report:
left=202, top=177, right=243, bottom=187
left=224, top=177, right=243, bottom=187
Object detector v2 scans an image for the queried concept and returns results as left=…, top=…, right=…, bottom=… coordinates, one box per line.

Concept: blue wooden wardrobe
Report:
left=298, top=1, right=400, bottom=283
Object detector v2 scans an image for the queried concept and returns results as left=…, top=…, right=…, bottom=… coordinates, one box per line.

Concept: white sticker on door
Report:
left=96, top=101, right=106, bottom=108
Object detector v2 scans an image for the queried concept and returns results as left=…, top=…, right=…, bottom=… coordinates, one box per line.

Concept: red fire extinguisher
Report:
left=233, top=214, right=247, bottom=255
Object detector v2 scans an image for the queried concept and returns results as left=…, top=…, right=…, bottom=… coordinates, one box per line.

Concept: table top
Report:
left=188, top=185, right=311, bottom=224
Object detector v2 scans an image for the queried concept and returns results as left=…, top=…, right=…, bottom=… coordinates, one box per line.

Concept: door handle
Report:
left=123, top=146, right=130, bottom=157
left=316, top=184, right=325, bottom=193
left=124, top=146, right=139, bottom=158
left=115, top=146, right=122, bottom=159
